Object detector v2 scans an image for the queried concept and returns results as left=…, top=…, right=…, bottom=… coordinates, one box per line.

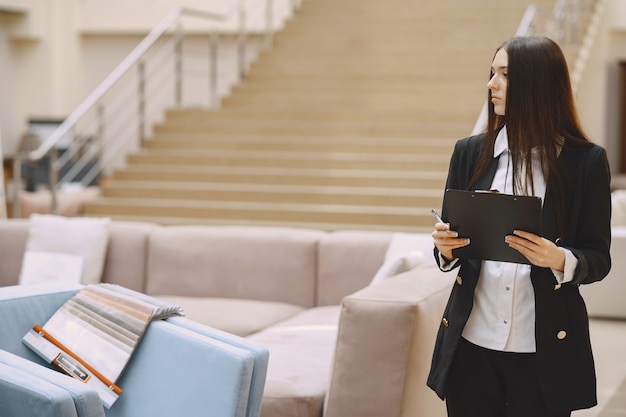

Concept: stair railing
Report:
left=472, top=0, right=602, bottom=135
left=11, top=1, right=300, bottom=218
left=0, top=124, right=6, bottom=219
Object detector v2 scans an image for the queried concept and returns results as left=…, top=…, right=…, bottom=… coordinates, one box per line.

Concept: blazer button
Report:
left=554, top=284, right=562, bottom=291
left=557, top=330, right=567, bottom=340
left=456, top=276, right=463, bottom=286
left=442, top=318, right=449, bottom=328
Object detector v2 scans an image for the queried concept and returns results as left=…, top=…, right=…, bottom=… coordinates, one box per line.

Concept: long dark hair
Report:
left=468, top=36, right=591, bottom=195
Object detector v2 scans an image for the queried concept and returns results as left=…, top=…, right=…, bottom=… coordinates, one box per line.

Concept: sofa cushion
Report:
left=146, top=226, right=324, bottom=307
left=19, top=214, right=110, bottom=285
left=0, top=219, right=155, bottom=291
left=0, top=219, right=30, bottom=286
left=157, top=296, right=305, bottom=337
left=248, top=306, right=341, bottom=417
left=317, top=231, right=393, bottom=305
left=101, top=221, right=159, bottom=292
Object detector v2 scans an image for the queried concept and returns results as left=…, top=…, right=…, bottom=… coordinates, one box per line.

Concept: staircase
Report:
left=83, top=0, right=554, bottom=232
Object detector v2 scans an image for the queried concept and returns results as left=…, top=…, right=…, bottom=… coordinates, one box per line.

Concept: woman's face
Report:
left=487, top=48, right=508, bottom=116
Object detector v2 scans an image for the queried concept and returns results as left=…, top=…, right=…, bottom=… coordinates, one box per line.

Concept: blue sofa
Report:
left=0, top=283, right=269, bottom=417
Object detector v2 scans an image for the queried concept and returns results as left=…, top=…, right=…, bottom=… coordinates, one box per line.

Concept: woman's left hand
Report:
left=505, top=230, right=566, bottom=271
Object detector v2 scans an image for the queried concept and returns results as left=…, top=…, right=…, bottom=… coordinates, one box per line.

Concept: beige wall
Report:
left=77, top=0, right=277, bottom=33
left=1, top=0, right=83, bottom=153
left=0, top=0, right=287, bottom=155
left=570, top=0, right=626, bottom=173
left=0, top=15, right=19, bottom=151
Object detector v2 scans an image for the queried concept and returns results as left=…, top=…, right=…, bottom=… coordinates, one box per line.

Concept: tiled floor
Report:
left=573, top=319, right=626, bottom=417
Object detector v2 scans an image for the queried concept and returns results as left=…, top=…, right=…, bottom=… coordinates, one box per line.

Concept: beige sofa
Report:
left=0, top=219, right=453, bottom=417
left=2, top=217, right=623, bottom=417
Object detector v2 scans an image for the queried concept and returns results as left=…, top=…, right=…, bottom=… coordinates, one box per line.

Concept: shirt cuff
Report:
left=551, top=248, right=577, bottom=284
left=438, top=252, right=460, bottom=271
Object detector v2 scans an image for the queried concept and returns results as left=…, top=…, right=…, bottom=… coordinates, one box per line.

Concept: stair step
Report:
left=151, top=118, right=476, bottom=136
left=220, top=94, right=479, bottom=109
left=155, top=118, right=469, bottom=129
left=78, top=214, right=434, bottom=233
left=83, top=197, right=436, bottom=228
left=153, top=117, right=478, bottom=135
left=228, top=82, right=483, bottom=94
left=164, top=109, right=475, bottom=126
left=162, top=109, right=479, bottom=136
left=101, top=181, right=444, bottom=208
left=163, top=110, right=479, bottom=131
left=144, top=134, right=456, bottom=144
left=86, top=0, right=563, bottom=231
left=112, top=165, right=447, bottom=188
left=212, top=104, right=480, bottom=122
left=127, top=150, right=451, bottom=171
left=144, top=136, right=456, bottom=155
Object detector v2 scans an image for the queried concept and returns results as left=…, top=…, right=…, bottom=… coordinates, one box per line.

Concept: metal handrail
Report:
left=12, top=1, right=298, bottom=218
left=471, top=0, right=599, bottom=135
left=24, top=7, right=241, bottom=164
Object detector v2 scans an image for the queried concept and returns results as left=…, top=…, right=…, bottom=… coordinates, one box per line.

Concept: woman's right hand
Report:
left=432, top=222, right=470, bottom=261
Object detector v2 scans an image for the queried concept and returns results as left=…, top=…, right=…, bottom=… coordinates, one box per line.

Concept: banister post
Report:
left=237, top=2, right=247, bottom=81
left=48, top=148, right=59, bottom=215
left=96, top=104, right=105, bottom=181
left=138, top=60, right=146, bottom=146
left=175, top=22, right=184, bottom=108
left=11, top=157, right=21, bottom=218
left=265, top=0, right=273, bottom=47
left=209, top=31, right=219, bottom=109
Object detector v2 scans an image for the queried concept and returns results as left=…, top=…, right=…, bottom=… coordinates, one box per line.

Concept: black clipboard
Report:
left=444, top=189, right=542, bottom=264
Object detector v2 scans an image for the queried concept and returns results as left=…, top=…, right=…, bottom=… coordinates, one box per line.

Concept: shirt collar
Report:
left=493, top=126, right=508, bottom=158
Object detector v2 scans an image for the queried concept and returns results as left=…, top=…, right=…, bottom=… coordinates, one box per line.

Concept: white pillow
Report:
left=370, top=251, right=424, bottom=286
left=19, top=251, right=84, bottom=285
left=19, top=214, right=111, bottom=285
left=370, top=232, right=433, bottom=286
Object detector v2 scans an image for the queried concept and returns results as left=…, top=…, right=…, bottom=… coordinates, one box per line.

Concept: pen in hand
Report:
left=431, top=209, right=448, bottom=230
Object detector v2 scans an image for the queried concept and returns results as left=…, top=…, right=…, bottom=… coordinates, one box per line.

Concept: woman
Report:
left=427, top=36, right=612, bottom=417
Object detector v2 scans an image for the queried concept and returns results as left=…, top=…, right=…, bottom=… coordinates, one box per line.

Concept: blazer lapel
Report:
left=541, top=191, right=557, bottom=242
left=472, top=157, right=499, bottom=191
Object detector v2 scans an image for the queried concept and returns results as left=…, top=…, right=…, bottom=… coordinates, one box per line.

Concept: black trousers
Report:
left=445, top=338, right=571, bottom=417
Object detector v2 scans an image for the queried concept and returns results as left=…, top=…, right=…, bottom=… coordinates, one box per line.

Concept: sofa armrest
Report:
left=324, top=266, right=454, bottom=417
left=0, top=350, right=105, bottom=417
left=0, top=361, right=81, bottom=417
left=0, top=284, right=263, bottom=417
left=105, top=319, right=257, bottom=417
left=167, top=316, right=270, bottom=417
left=0, top=283, right=81, bottom=361
left=0, top=219, right=30, bottom=286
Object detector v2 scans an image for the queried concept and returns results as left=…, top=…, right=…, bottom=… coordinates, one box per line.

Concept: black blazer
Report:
left=426, top=133, right=612, bottom=414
